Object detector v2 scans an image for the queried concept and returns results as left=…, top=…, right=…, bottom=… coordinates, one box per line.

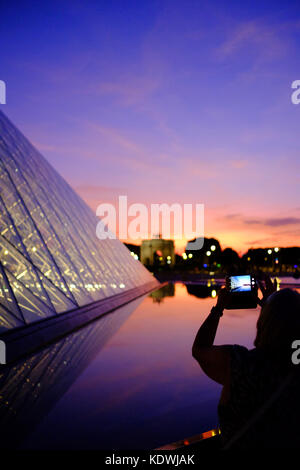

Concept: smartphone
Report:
left=225, top=275, right=257, bottom=309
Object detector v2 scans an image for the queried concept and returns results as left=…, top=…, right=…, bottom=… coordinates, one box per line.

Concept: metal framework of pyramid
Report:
left=0, top=110, right=154, bottom=333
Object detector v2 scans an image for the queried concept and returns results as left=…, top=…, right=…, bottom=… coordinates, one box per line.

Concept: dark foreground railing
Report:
left=156, top=428, right=221, bottom=450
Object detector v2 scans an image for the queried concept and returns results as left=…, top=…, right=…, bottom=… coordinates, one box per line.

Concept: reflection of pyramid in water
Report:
left=0, top=111, right=153, bottom=332
left=0, top=296, right=143, bottom=449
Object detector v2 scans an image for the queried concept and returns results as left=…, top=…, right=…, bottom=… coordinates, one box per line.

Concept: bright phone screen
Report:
left=229, top=275, right=252, bottom=292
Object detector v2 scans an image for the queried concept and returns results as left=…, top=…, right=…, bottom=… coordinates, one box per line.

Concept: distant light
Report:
left=159, top=256, right=163, bottom=261
left=210, top=245, right=216, bottom=251
left=32, top=247, right=37, bottom=252
left=275, top=259, right=279, bottom=264
left=294, top=265, right=298, bottom=269
left=167, top=255, right=171, bottom=259
left=206, top=251, right=211, bottom=256
left=203, top=263, right=208, bottom=268
left=188, top=253, right=193, bottom=258
left=247, top=257, right=251, bottom=261
left=182, top=253, right=187, bottom=260
left=119, top=283, right=125, bottom=288
left=211, top=289, right=217, bottom=298
left=167, top=259, right=171, bottom=264
left=267, top=249, right=272, bottom=255
left=134, top=254, right=138, bottom=260
left=274, top=247, right=279, bottom=252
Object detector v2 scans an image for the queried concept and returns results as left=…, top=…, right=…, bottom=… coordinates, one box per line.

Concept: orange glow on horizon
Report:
left=78, top=190, right=300, bottom=256
left=122, top=235, right=298, bottom=256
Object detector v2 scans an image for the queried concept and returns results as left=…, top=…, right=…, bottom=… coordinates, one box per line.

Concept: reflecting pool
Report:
left=0, top=283, right=262, bottom=449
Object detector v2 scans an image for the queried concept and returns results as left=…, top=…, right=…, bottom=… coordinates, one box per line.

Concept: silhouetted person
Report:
left=192, top=277, right=300, bottom=448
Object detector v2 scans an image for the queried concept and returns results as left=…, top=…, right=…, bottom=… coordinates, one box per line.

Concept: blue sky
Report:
left=2, top=0, right=300, bottom=252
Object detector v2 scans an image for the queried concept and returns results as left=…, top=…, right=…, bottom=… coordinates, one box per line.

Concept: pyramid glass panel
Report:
left=5, top=269, right=56, bottom=323
left=0, top=111, right=155, bottom=330
left=0, top=234, right=55, bottom=309
left=0, top=304, right=23, bottom=333
left=0, top=265, right=23, bottom=322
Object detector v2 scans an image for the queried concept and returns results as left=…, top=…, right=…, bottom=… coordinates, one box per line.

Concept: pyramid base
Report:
left=0, top=280, right=160, bottom=364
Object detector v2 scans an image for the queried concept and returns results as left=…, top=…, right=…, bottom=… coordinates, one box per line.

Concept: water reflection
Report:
left=185, top=283, right=221, bottom=299
left=0, top=296, right=144, bottom=449
left=148, top=283, right=175, bottom=303
left=0, top=283, right=262, bottom=449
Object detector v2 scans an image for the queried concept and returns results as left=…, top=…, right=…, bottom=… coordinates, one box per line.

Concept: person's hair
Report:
left=254, top=288, right=300, bottom=351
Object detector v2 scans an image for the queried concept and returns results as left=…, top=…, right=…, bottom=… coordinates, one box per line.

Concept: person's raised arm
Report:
left=192, top=288, right=231, bottom=385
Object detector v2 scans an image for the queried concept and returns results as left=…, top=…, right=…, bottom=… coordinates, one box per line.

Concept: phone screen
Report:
left=229, top=275, right=252, bottom=292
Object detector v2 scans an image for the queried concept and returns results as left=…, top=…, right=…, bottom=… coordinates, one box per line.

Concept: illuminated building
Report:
left=140, top=236, right=175, bottom=267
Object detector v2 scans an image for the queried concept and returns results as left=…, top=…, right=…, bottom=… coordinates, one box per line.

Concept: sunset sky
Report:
left=2, top=0, right=300, bottom=254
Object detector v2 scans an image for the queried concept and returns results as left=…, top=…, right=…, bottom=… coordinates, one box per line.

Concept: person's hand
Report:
left=257, top=275, right=277, bottom=306
left=215, top=287, right=231, bottom=311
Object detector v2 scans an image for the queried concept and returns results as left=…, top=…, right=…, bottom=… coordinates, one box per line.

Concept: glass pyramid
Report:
left=0, top=110, right=154, bottom=332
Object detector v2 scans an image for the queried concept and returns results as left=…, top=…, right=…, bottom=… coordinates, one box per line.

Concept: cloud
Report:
left=95, top=76, right=161, bottom=106
left=222, top=213, right=241, bottom=220
left=263, top=217, right=300, bottom=227
left=247, top=237, right=280, bottom=246
left=244, top=217, right=300, bottom=227
left=89, top=123, right=143, bottom=155
left=215, top=20, right=287, bottom=63
left=85, top=121, right=166, bottom=174
left=220, top=213, right=300, bottom=228
left=32, top=141, right=79, bottom=154
left=230, top=159, right=248, bottom=169
left=74, top=184, right=125, bottom=197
